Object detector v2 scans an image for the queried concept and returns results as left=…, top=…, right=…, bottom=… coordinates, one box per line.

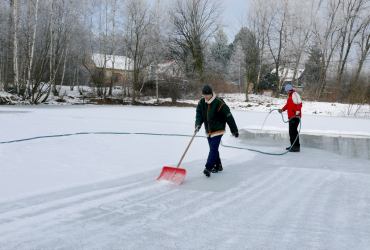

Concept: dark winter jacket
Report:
left=195, top=93, right=238, bottom=137
left=283, top=90, right=302, bottom=119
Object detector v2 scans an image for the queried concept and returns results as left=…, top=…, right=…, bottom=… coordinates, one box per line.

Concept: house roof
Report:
left=92, top=53, right=134, bottom=71
left=157, top=59, right=175, bottom=67
left=156, top=59, right=176, bottom=72
left=153, top=59, right=181, bottom=76
left=271, top=67, right=304, bottom=81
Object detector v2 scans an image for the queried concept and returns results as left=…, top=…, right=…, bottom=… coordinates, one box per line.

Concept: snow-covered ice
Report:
left=0, top=105, right=370, bottom=249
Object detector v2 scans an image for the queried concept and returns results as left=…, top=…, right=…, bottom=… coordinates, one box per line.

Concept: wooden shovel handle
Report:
left=176, top=129, right=198, bottom=168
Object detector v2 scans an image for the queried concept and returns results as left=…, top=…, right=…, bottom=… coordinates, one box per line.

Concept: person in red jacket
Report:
left=278, top=84, right=302, bottom=152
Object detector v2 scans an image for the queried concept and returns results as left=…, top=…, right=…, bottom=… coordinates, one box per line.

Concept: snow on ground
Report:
left=1, top=86, right=370, bottom=117
left=0, top=105, right=370, bottom=249
left=218, top=93, right=370, bottom=117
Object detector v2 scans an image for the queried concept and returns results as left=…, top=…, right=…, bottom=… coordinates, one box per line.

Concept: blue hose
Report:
left=0, top=110, right=300, bottom=156
left=221, top=109, right=301, bottom=155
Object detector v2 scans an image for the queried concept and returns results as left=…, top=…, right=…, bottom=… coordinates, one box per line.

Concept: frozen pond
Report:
left=1, top=106, right=370, bottom=249
left=241, top=129, right=370, bottom=160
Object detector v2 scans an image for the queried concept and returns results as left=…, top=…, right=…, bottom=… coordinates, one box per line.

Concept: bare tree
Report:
left=109, top=0, right=117, bottom=96
left=336, top=0, right=370, bottom=85
left=12, top=0, right=20, bottom=94
left=353, top=17, right=370, bottom=89
left=124, top=0, right=153, bottom=104
left=265, top=0, right=289, bottom=98
left=123, top=6, right=131, bottom=98
left=228, top=43, right=245, bottom=93
left=151, top=0, right=168, bottom=102
left=232, top=27, right=259, bottom=101
left=0, top=1, right=7, bottom=89
left=248, top=0, right=271, bottom=94
left=289, top=0, right=312, bottom=89
left=49, top=0, right=54, bottom=97
left=312, top=0, right=342, bottom=100
left=24, top=0, right=40, bottom=100
left=168, top=0, right=224, bottom=80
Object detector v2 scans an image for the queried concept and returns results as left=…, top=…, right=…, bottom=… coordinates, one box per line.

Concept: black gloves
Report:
left=234, top=132, right=239, bottom=138
left=278, top=109, right=283, bottom=113
left=195, top=126, right=201, bottom=132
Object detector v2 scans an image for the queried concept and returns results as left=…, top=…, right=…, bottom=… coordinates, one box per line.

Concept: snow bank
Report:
left=1, top=88, right=369, bottom=118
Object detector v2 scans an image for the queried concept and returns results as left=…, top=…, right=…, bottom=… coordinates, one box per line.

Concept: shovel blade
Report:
left=157, top=166, right=186, bottom=185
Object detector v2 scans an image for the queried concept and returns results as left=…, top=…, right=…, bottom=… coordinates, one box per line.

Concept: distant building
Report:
left=271, top=67, right=305, bottom=92
left=91, top=53, right=134, bottom=85
left=148, top=59, right=184, bottom=80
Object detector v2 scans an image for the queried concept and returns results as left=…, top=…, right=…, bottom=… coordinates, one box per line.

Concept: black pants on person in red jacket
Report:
left=289, top=118, right=300, bottom=148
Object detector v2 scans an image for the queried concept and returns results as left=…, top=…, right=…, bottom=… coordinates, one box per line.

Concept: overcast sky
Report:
left=222, top=0, right=248, bottom=43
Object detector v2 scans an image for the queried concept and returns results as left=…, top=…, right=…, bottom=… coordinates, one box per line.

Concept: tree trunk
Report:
left=25, top=0, right=39, bottom=100
left=70, top=66, right=76, bottom=91
left=353, top=31, right=370, bottom=89
left=245, top=74, right=251, bottom=102
left=101, top=0, right=108, bottom=99
left=238, top=60, right=241, bottom=94
left=124, top=15, right=130, bottom=98
left=255, top=34, right=265, bottom=94
left=132, top=40, right=139, bottom=104
left=12, top=0, right=19, bottom=94
left=156, top=60, right=158, bottom=102
left=109, top=0, right=116, bottom=96
left=50, top=0, right=55, bottom=96
left=59, top=45, right=69, bottom=94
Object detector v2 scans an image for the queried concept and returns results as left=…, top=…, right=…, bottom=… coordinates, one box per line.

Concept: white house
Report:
left=271, top=67, right=305, bottom=82
left=271, top=67, right=305, bottom=92
left=91, top=53, right=134, bottom=85
left=148, top=59, right=183, bottom=80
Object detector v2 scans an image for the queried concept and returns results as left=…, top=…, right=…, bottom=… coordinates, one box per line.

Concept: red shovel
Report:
left=157, top=129, right=198, bottom=185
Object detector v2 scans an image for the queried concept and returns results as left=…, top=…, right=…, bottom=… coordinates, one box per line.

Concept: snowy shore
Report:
left=1, top=87, right=369, bottom=118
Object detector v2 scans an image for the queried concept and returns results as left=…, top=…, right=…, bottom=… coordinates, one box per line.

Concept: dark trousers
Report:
left=289, top=118, right=300, bottom=147
left=205, top=135, right=222, bottom=170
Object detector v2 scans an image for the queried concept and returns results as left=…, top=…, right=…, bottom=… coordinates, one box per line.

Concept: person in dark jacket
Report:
left=278, top=84, right=302, bottom=152
left=195, top=85, right=239, bottom=177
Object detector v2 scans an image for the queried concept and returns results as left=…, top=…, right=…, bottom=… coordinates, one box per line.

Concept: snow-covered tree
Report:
left=210, top=29, right=229, bottom=75
left=232, top=27, right=259, bottom=100
left=228, top=43, right=245, bottom=93
left=304, top=43, right=322, bottom=91
left=168, top=0, right=224, bottom=80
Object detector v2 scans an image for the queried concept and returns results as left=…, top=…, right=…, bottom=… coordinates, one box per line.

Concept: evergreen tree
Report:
left=232, top=27, right=259, bottom=100
left=210, top=29, right=229, bottom=74
left=259, top=72, right=277, bottom=91
left=304, top=44, right=322, bottom=90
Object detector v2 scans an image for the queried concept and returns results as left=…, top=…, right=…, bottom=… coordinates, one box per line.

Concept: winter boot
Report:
left=290, top=146, right=300, bottom=152
left=286, top=146, right=291, bottom=150
left=203, top=168, right=211, bottom=177
left=212, top=163, right=223, bottom=173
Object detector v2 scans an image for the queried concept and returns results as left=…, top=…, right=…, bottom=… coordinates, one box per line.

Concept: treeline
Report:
left=244, top=0, right=370, bottom=104
left=0, top=0, right=370, bottom=104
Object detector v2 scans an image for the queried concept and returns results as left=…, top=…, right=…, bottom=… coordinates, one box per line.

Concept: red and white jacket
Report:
left=282, top=90, right=302, bottom=119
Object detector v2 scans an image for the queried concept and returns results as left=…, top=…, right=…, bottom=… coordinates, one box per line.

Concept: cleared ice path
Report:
left=1, top=149, right=370, bottom=249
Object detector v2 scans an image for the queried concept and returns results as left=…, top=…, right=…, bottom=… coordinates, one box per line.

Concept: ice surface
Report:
left=0, top=106, right=370, bottom=249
